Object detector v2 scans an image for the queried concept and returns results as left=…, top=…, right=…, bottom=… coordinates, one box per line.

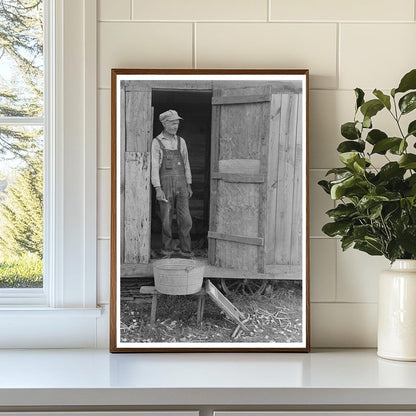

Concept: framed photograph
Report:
left=110, top=69, right=310, bottom=352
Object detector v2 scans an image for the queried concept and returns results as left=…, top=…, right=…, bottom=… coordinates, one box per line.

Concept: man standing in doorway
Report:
left=151, top=109, right=193, bottom=258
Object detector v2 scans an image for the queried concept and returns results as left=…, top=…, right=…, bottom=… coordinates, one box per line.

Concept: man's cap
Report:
left=159, top=109, right=183, bottom=123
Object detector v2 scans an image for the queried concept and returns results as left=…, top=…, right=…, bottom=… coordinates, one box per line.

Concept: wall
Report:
left=96, top=0, right=416, bottom=347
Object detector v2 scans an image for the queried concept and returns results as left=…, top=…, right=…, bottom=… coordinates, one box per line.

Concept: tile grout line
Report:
left=268, top=0, right=271, bottom=22
left=98, top=19, right=415, bottom=24
left=193, top=22, right=197, bottom=69
left=130, top=0, right=133, bottom=20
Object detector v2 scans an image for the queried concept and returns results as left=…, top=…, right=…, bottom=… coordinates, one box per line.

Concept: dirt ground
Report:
left=120, top=278, right=303, bottom=344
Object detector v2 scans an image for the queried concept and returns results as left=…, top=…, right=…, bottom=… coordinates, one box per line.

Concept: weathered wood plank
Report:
left=124, top=80, right=213, bottom=91
left=204, top=264, right=272, bottom=280
left=124, top=152, right=151, bottom=264
left=215, top=240, right=258, bottom=271
left=216, top=181, right=259, bottom=237
left=217, top=84, right=272, bottom=98
left=208, top=231, right=264, bottom=246
left=122, top=79, right=302, bottom=94
left=121, top=260, right=302, bottom=280
left=125, top=90, right=152, bottom=152
left=121, top=263, right=153, bottom=277
left=208, top=89, right=222, bottom=264
left=218, top=103, right=267, bottom=160
left=265, top=264, right=302, bottom=280
left=266, top=93, right=283, bottom=264
left=212, top=94, right=271, bottom=105
left=274, top=94, right=298, bottom=265
left=218, top=159, right=260, bottom=175
left=257, top=100, right=271, bottom=273
left=212, top=81, right=301, bottom=94
left=291, top=94, right=303, bottom=266
left=205, top=280, right=248, bottom=330
left=211, top=172, right=265, bottom=183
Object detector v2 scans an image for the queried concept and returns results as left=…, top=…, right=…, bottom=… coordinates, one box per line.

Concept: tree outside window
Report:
left=0, top=0, right=44, bottom=288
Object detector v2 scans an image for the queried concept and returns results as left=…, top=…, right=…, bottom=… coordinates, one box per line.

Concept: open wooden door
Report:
left=208, top=86, right=272, bottom=273
left=120, top=82, right=152, bottom=277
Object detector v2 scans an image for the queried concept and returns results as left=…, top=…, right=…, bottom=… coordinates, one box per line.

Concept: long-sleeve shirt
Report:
left=151, top=132, right=192, bottom=188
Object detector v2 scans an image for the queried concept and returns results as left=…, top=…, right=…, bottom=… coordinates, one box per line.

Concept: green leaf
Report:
left=357, top=195, right=389, bottom=211
left=366, top=129, right=387, bottom=145
left=360, top=99, right=384, bottom=119
left=322, top=221, right=351, bottom=237
left=339, top=151, right=360, bottom=167
left=337, top=140, right=365, bottom=153
left=386, top=240, right=403, bottom=263
left=399, top=154, right=416, bottom=169
left=407, top=120, right=416, bottom=137
left=371, top=137, right=402, bottom=154
left=330, top=176, right=358, bottom=199
left=363, top=115, right=372, bottom=129
left=388, top=139, right=408, bottom=155
left=399, top=139, right=407, bottom=154
left=399, top=92, right=416, bottom=115
left=318, top=180, right=331, bottom=194
left=369, top=203, right=383, bottom=219
left=373, top=89, right=391, bottom=110
left=355, top=88, right=365, bottom=110
left=398, top=227, right=416, bottom=255
left=352, top=224, right=374, bottom=240
left=325, top=167, right=352, bottom=176
left=354, top=241, right=383, bottom=256
left=326, top=203, right=356, bottom=220
left=353, top=158, right=366, bottom=174
left=377, top=162, right=406, bottom=181
left=341, top=235, right=355, bottom=251
left=341, top=122, right=361, bottom=140
left=395, top=69, right=416, bottom=94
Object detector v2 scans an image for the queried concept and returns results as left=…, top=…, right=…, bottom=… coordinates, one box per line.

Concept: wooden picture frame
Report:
left=110, top=69, right=310, bottom=352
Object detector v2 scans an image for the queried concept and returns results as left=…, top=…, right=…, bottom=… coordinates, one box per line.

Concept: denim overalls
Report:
left=157, top=137, right=192, bottom=253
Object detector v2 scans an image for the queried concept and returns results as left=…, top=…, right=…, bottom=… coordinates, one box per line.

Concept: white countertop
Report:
left=0, top=348, right=416, bottom=408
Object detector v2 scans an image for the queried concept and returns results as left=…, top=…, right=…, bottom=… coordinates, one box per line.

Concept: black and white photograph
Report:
left=110, top=69, right=309, bottom=352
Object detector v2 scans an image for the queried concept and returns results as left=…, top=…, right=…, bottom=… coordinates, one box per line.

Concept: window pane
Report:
left=0, top=0, right=44, bottom=117
left=0, top=126, right=43, bottom=288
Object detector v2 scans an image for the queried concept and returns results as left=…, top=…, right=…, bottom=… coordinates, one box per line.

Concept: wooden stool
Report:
left=139, top=286, right=206, bottom=325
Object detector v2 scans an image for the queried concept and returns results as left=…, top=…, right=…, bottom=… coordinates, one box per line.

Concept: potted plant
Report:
left=319, top=68, right=416, bottom=361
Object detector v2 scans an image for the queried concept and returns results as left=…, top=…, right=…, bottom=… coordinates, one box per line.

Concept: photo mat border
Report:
left=110, top=69, right=310, bottom=353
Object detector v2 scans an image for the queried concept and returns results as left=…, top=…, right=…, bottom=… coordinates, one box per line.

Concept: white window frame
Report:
left=0, top=0, right=101, bottom=348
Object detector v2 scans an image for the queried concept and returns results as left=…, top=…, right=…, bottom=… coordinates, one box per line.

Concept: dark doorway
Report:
left=150, top=89, right=212, bottom=257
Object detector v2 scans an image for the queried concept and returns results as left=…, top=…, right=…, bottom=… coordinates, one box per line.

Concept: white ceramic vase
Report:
left=378, top=259, right=416, bottom=361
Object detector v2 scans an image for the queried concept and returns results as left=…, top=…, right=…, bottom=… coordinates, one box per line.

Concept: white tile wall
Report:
left=99, top=0, right=131, bottom=21
left=340, top=24, right=416, bottom=90
left=196, top=23, right=338, bottom=89
left=311, top=303, right=378, bottom=347
left=98, top=22, right=193, bottom=89
left=271, top=0, right=415, bottom=21
left=97, top=239, right=110, bottom=305
left=336, top=246, right=390, bottom=303
left=132, top=0, right=268, bottom=21
left=98, top=89, right=111, bottom=168
left=96, top=0, right=416, bottom=347
left=98, top=169, right=111, bottom=239
left=310, top=239, right=337, bottom=302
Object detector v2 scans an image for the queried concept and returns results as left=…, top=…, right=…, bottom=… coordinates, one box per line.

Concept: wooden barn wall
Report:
left=266, top=92, right=302, bottom=267
left=211, top=87, right=271, bottom=272
left=121, top=87, right=152, bottom=265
